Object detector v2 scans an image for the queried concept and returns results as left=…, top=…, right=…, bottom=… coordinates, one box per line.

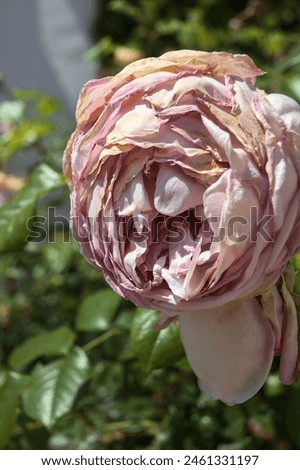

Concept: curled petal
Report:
left=279, top=276, right=298, bottom=384
left=179, top=298, right=275, bottom=404
left=154, top=164, right=205, bottom=216
left=267, top=93, right=300, bottom=133
left=160, top=50, right=265, bottom=79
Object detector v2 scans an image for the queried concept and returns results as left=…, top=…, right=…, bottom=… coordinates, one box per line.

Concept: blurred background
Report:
left=0, top=0, right=300, bottom=450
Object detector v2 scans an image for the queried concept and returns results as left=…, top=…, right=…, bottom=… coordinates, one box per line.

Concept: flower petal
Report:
left=154, top=164, right=205, bottom=216
left=116, top=172, right=153, bottom=216
left=279, top=277, right=298, bottom=384
left=267, top=93, right=300, bottom=132
left=178, top=298, right=275, bottom=404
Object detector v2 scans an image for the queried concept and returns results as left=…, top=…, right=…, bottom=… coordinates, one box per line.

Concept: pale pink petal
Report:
left=267, top=93, right=300, bottom=132
left=105, top=105, right=162, bottom=144
left=204, top=170, right=259, bottom=284
left=148, top=76, right=231, bottom=110
left=178, top=298, right=275, bottom=404
left=261, top=285, right=283, bottom=352
left=279, top=278, right=298, bottom=384
left=154, top=164, right=205, bottom=216
left=160, top=50, right=265, bottom=79
left=116, top=172, right=153, bottom=216
left=265, top=145, right=298, bottom=232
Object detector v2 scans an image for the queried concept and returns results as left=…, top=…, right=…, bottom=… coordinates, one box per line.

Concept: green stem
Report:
left=83, top=328, right=123, bottom=352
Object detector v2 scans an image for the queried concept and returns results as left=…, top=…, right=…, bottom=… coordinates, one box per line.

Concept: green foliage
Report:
left=292, top=253, right=300, bottom=295
left=9, top=326, right=76, bottom=369
left=0, top=0, right=299, bottom=451
left=131, top=309, right=185, bottom=372
left=76, top=289, right=121, bottom=332
left=286, top=383, right=300, bottom=447
left=0, top=373, right=26, bottom=449
left=22, top=347, right=90, bottom=429
left=0, top=164, right=63, bottom=253
left=91, top=0, right=300, bottom=102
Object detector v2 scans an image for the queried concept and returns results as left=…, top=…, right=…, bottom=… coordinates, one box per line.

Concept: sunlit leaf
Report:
left=22, top=347, right=90, bottom=429
left=131, top=308, right=185, bottom=372
left=84, top=37, right=115, bottom=61
left=0, top=164, right=64, bottom=253
left=9, top=326, right=76, bottom=369
left=76, top=289, right=121, bottom=332
left=35, top=96, right=62, bottom=115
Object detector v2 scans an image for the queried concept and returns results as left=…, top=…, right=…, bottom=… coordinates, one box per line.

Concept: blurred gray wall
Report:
left=0, top=0, right=96, bottom=114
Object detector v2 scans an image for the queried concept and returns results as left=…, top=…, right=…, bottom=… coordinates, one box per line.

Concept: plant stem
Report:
left=83, top=328, right=123, bottom=352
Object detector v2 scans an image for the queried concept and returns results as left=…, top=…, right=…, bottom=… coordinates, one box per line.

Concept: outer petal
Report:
left=154, top=164, right=205, bottom=216
left=179, top=298, right=275, bottom=404
left=267, top=93, right=300, bottom=133
left=160, top=50, right=265, bottom=79
left=279, top=277, right=298, bottom=384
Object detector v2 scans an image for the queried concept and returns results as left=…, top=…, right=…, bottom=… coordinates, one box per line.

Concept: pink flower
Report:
left=64, top=50, right=300, bottom=404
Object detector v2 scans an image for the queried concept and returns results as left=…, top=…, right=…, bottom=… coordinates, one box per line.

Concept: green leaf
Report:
left=109, top=0, right=140, bottom=20
left=294, top=252, right=300, bottom=271
left=131, top=308, right=185, bottom=373
left=22, top=347, right=90, bottom=429
left=223, top=407, right=246, bottom=441
left=277, top=44, right=300, bottom=72
left=292, top=252, right=300, bottom=295
left=0, top=164, right=64, bottom=253
left=12, top=89, right=47, bottom=101
left=84, top=37, right=115, bottom=61
left=35, top=96, right=62, bottom=115
left=42, top=237, right=77, bottom=274
left=249, top=412, right=276, bottom=439
left=9, top=326, right=76, bottom=369
left=0, top=101, right=25, bottom=123
left=285, top=76, right=300, bottom=102
left=76, top=289, right=121, bottom=332
left=0, top=372, right=25, bottom=449
left=0, top=120, right=55, bottom=163
left=286, top=383, right=300, bottom=447
left=264, top=373, right=284, bottom=397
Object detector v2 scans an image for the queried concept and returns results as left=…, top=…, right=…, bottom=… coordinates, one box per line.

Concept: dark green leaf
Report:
left=249, top=412, right=276, bottom=439
left=84, top=37, right=115, bottom=61
left=131, top=308, right=185, bottom=372
left=76, top=289, right=121, bottom=332
left=9, top=326, right=76, bottom=369
left=0, top=372, right=25, bottom=449
left=286, top=383, right=300, bottom=447
left=223, top=407, right=246, bottom=441
left=22, top=347, right=90, bottom=428
left=0, top=164, right=64, bottom=253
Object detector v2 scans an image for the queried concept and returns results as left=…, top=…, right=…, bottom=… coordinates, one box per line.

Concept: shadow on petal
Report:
left=179, top=298, right=275, bottom=404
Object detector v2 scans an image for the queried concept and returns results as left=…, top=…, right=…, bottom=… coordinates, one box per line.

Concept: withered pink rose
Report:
left=64, top=50, right=300, bottom=404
